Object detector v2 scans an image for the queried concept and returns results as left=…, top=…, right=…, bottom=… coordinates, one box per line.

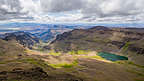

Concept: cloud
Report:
left=40, top=0, right=85, bottom=12
left=40, top=0, right=144, bottom=17
left=0, top=0, right=144, bottom=23
left=0, top=0, right=33, bottom=21
left=94, top=0, right=143, bottom=16
left=79, top=0, right=144, bottom=22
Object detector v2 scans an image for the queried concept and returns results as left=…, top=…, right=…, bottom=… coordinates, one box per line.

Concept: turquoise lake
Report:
left=98, top=52, right=128, bottom=61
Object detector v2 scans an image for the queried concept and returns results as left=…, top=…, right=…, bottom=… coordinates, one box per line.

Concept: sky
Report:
left=0, top=0, right=144, bottom=23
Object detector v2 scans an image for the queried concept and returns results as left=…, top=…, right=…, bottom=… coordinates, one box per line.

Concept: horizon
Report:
left=1, top=22, right=144, bottom=28
left=0, top=0, right=144, bottom=33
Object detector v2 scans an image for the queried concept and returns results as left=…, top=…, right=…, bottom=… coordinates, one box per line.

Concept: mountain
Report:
left=33, top=29, right=54, bottom=42
left=49, top=26, right=144, bottom=52
left=47, top=26, right=144, bottom=65
left=0, top=31, right=40, bottom=49
left=33, top=29, right=72, bottom=42
left=0, top=23, right=76, bottom=42
left=0, top=39, right=25, bottom=57
left=0, top=27, right=144, bottom=81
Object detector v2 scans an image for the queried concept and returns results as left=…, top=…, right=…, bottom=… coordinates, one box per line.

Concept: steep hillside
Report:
left=0, top=39, right=25, bottom=58
left=0, top=31, right=40, bottom=49
left=48, top=26, right=144, bottom=65
left=34, top=29, right=55, bottom=42
left=0, top=33, right=144, bottom=81
left=33, top=29, right=72, bottom=42
left=0, top=39, right=82, bottom=81
left=49, top=26, right=144, bottom=52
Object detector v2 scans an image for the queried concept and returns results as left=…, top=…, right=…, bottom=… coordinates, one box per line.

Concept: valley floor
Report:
left=24, top=50, right=144, bottom=81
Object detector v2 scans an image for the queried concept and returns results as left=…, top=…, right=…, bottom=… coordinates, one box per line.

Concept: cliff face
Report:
left=33, top=29, right=72, bottom=42
left=1, top=31, right=40, bottom=49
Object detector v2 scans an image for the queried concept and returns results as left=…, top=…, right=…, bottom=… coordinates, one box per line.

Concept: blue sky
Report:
left=0, top=0, right=144, bottom=24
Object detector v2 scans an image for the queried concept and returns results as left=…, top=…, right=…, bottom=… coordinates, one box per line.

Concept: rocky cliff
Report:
left=0, top=31, right=40, bottom=49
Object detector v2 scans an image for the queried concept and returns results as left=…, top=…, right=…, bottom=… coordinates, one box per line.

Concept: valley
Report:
left=0, top=0, right=144, bottom=81
left=0, top=25, right=144, bottom=81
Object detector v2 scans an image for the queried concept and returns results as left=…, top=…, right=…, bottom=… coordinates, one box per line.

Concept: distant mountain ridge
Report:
left=33, top=29, right=71, bottom=42
left=0, top=31, right=40, bottom=49
left=1, top=22, right=144, bottom=28
left=1, top=22, right=144, bottom=42
left=0, top=23, right=77, bottom=41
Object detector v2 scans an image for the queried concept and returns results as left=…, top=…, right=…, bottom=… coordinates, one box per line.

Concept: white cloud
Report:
left=0, top=0, right=144, bottom=23
left=20, top=0, right=41, bottom=14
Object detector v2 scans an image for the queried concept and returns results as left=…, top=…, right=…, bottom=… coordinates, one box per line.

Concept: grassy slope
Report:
left=0, top=40, right=84, bottom=81
left=0, top=35, right=144, bottom=81
left=26, top=50, right=144, bottom=81
left=121, top=40, right=144, bottom=65
left=49, top=27, right=144, bottom=65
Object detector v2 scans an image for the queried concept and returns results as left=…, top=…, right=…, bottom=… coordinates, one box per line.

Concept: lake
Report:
left=98, top=52, right=128, bottom=61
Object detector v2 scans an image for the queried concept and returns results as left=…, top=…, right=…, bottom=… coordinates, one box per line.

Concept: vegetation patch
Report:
left=127, top=69, right=144, bottom=76
left=48, top=50, right=61, bottom=56
left=0, top=52, right=3, bottom=56
left=122, top=42, right=133, bottom=52
left=19, top=58, right=49, bottom=69
left=115, top=61, right=144, bottom=68
left=134, top=79, right=144, bottom=81
left=82, top=55, right=105, bottom=60
left=68, top=50, right=89, bottom=55
left=48, top=60, right=78, bottom=68
left=0, top=61, right=7, bottom=64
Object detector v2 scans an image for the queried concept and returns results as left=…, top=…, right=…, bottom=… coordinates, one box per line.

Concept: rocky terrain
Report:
left=33, top=29, right=72, bottom=42
left=0, top=23, right=77, bottom=42
left=47, top=26, right=144, bottom=65
left=0, top=26, right=144, bottom=81
left=0, top=31, right=40, bottom=49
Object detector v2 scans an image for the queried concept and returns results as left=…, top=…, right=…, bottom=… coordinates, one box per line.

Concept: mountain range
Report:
left=47, top=26, right=144, bottom=65
left=0, top=25, right=144, bottom=81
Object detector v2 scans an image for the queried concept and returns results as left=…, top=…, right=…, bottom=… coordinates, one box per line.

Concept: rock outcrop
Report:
left=0, top=31, right=39, bottom=49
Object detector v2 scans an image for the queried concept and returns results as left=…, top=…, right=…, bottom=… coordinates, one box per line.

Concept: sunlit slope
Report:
left=47, top=26, right=144, bottom=65
left=26, top=50, right=144, bottom=81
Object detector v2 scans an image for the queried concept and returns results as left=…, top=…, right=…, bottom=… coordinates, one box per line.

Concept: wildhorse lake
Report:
left=98, top=52, right=128, bottom=61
